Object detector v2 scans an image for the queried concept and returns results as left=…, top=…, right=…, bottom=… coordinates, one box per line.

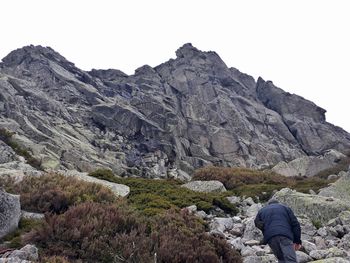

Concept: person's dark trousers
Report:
left=268, top=236, right=298, bottom=263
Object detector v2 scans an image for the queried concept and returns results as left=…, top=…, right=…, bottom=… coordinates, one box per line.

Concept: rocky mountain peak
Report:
left=173, top=43, right=227, bottom=68
left=175, top=43, right=200, bottom=58
left=1, top=45, right=68, bottom=68
left=0, top=44, right=349, bottom=177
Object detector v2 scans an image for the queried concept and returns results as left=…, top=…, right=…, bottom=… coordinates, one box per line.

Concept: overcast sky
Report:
left=1, top=0, right=349, bottom=132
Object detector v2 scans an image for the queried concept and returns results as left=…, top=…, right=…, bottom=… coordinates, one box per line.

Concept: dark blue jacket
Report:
left=254, top=202, right=301, bottom=245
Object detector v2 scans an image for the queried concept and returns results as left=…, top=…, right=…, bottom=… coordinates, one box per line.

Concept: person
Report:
left=254, top=199, right=302, bottom=263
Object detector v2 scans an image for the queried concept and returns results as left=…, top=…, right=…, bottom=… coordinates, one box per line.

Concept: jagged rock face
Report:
left=1, top=44, right=350, bottom=177
left=256, top=78, right=350, bottom=155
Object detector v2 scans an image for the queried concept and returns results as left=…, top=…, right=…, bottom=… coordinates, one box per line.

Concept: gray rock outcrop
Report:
left=0, top=141, right=17, bottom=164
left=181, top=180, right=226, bottom=193
left=272, top=150, right=346, bottom=177
left=318, top=170, right=350, bottom=202
left=0, top=244, right=38, bottom=262
left=0, top=189, right=21, bottom=239
left=272, top=188, right=350, bottom=223
left=1, top=44, right=350, bottom=178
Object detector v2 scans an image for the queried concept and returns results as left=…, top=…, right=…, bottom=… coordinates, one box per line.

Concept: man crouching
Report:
left=254, top=199, right=302, bottom=263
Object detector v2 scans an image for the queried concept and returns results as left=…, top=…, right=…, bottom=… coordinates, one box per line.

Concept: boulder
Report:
left=0, top=189, right=21, bottom=239
left=60, top=170, right=130, bottom=197
left=0, top=244, right=38, bottom=262
left=242, top=218, right=263, bottom=242
left=185, top=205, right=197, bottom=213
left=227, top=196, right=241, bottom=205
left=319, top=171, right=350, bottom=203
left=228, top=237, right=244, bottom=251
left=272, top=188, right=350, bottom=223
left=241, top=246, right=256, bottom=257
left=299, top=217, right=318, bottom=240
left=21, top=211, right=45, bottom=220
left=297, top=251, right=313, bottom=263
left=272, top=150, right=345, bottom=177
left=244, top=203, right=263, bottom=217
left=181, top=180, right=226, bottom=193
left=302, top=240, right=317, bottom=254
left=209, top=217, right=234, bottom=233
left=0, top=141, right=17, bottom=164
left=0, top=161, right=42, bottom=182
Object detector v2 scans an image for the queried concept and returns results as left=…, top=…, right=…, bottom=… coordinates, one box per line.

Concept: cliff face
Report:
left=1, top=43, right=349, bottom=177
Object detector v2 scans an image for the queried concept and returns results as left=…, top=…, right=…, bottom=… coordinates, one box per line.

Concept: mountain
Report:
left=1, top=43, right=349, bottom=178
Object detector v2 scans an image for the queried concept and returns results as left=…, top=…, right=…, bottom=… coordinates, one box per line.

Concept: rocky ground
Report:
left=198, top=167, right=350, bottom=263
left=1, top=164, right=350, bottom=262
left=172, top=166, right=350, bottom=262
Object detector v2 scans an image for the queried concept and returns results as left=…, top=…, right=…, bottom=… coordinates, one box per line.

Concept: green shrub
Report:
left=213, top=197, right=239, bottom=214
left=11, top=173, right=117, bottom=214
left=312, top=219, right=322, bottom=229
left=88, top=174, right=238, bottom=216
left=88, top=168, right=116, bottom=181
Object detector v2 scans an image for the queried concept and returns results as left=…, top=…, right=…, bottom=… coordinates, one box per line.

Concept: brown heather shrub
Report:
left=13, top=173, right=116, bottom=214
left=193, top=166, right=291, bottom=190
left=27, top=203, right=242, bottom=263
left=26, top=202, right=155, bottom=263
left=153, top=209, right=242, bottom=263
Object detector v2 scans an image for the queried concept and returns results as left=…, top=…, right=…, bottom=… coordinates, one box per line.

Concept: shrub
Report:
left=88, top=168, right=116, bottom=181
left=193, top=166, right=291, bottom=189
left=27, top=204, right=242, bottom=263
left=193, top=166, right=333, bottom=200
left=153, top=209, right=242, bottom=263
left=12, top=173, right=116, bottom=214
left=213, top=197, right=238, bottom=214
left=26, top=202, right=155, bottom=263
left=88, top=174, right=238, bottom=216
left=312, top=219, right=322, bottom=230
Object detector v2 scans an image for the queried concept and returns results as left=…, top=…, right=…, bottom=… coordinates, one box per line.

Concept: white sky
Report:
left=1, top=0, right=349, bottom=132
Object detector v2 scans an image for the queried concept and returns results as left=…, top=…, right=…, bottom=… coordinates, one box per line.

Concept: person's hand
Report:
left=293, top=243, right=301, bottom=251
